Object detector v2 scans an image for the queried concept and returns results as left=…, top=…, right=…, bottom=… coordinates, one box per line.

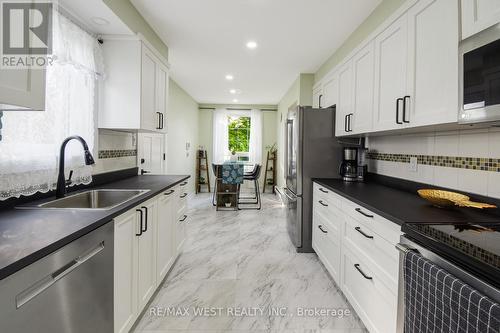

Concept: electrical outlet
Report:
left=409, top=157, right=418, bottom=172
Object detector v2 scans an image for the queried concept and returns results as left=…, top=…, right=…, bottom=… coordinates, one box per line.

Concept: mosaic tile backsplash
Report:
left=98, top=149, right=137, bottom=159
left=367, top=152, right=500, bottom=172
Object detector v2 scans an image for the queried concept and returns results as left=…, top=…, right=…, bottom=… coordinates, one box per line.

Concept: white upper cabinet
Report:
left=312, top=85, right=322, bottom=108
left=336, top=61, right=353, bottom=136
left=461, top=0, right=500, bottom=39
left=351, top=41, right=375, bottom=134
left=0, top=67, right=46, bottom=110
left=373, top=14, right=409, bottom=132
left=100, top=37, right=169, bottom=132
left=406, top=0, right=459, bottom=127
left=322, top=71, right=338, bottom=109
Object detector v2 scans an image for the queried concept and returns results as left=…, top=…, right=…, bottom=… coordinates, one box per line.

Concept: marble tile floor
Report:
left=133, top=193, right=368, bottom=333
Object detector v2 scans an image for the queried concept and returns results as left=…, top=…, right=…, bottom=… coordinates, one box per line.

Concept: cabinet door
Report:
left=156, top=192, right=174, bottom=282
left=405, top=0, right=459, bottom=127
left=461, top=0, right=500, bottom=39
left=312, top=86, right=322, bottom=108
left=156, top=62, right=169, bottom=133
left=322, top=71, right=338, bottom=109
left=141, top=46, right=158, bottom=131
left=138, top=133, right=165, bottom=175
left=373, top=14, right=408, bottom=132
left=0, top=67, right=45, bottom=110
left=351, top=41, right=375, bottom=134
left=114, top=211, right=139, bottom=333
left=336, top=61, right=353, bottom=136
left=136, top=200, right=157, bottom=310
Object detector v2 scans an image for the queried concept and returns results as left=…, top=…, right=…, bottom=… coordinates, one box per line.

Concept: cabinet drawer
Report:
left=313, top=183, right=342, bottom=210
left=343, top=214, right=399, bottom=291
left=312, top=211, right=341, bottom=284
left=341, top=198, right=401, bottom=245
left=341, top=246, right=397, bottom=333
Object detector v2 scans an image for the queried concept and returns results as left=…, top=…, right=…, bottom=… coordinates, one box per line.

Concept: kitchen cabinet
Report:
left=405, top=0, right=459, bottom=127
left=312, top=182, right=402, bottom=333
left=114, top=209, right=139, bottom=333
left=461, top=0, right=500, bottom=40
left=138, top=133, right=166, bottom=175
left=351, top=41, right=375, bottom=134
left=156, top=189, right=176, bottom=283
left=100, top=36, right=169, bottom=132
left=0, top=67, right=46, bottom=110
left=136, top=199, right=157, bottom=310
left=336, top=60, right=353, bottom=136
left=321, top=71, right=338, bottom=109
left=114, top=184, right=188, bottom=333
left=373, top=14, right=409, bottom=132
left=312, top=85, right=322, bottom=108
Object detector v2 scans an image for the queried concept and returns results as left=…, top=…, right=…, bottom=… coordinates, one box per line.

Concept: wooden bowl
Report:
left=418, top=189, right=469, bottom=207
left=417, top=189, right=497, bottom=209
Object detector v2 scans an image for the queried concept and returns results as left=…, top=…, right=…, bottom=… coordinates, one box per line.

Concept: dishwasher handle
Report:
left=16, top=242, right=105, bottom=309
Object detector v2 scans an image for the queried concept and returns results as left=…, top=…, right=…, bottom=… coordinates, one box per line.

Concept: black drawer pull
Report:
left=141, top=206, right=148, bottom=232
left=164, top=189, right=175, bottom=196
left=355, top=227, right=374, bottom=239
left=180, top=182, right=188, bottom=186
left=354, top=264, right=373, bottom=280
left=180, top=193, right=188, bottom=198
left=355, top=208, right=374, bottom=218
left=319, top=200, right=328, bottom=207
left=135, top=209, right=143, bottom=236
left=179, top=215, right=187, bottom=222
left=318, top=225, right=328, bottom=234
left=319, top=188, right=329, bottom=193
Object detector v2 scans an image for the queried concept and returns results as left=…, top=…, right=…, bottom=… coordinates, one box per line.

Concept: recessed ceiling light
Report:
left=246, top=41, right=258, bottom=49
left=232, top=99, right=239, bottom=103
left=91, top=17, right=110, bottom=26
left=225, top=74, right=234, bottom=81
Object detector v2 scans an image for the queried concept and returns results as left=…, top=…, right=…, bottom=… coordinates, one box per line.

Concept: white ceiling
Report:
left=131, top=0, right=381, bottom=105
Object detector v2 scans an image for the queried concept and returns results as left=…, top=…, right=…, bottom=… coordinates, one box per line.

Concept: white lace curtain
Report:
left=0, top=10, right=103, bottom=200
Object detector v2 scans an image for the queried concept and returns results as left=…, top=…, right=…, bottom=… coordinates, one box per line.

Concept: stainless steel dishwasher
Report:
left=0, top=221, right=114, bottom=333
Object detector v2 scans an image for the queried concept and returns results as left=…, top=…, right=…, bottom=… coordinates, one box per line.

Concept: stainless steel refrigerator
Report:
left=282, top=105, right=343, bottom=253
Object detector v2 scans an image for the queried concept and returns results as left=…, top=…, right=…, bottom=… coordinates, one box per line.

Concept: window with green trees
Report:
left=228, top=116, right=251, bottom=153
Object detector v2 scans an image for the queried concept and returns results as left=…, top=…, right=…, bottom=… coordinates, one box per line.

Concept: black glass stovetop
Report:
left=403, top=221, right=500, bottom=287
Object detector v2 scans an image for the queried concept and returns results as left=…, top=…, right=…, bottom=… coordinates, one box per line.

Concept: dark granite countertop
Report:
left=0, top=174, right=189, bottom=280
left=313, top=177, right=500, bottom=226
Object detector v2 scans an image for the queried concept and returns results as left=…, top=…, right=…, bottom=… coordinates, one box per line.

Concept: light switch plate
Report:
left=409, top=157, right=418, bottom=172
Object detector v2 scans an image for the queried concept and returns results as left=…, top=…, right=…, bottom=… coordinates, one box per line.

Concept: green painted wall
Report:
left=167, top=79, right=199, bottom=192
left=314, top=0, right=406, bottom=83
left=103, top=0, right=169, bottom=60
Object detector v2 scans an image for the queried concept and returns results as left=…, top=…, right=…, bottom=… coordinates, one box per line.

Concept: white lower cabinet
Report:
left=312, top=182, right=402, bottom=333
left=114, top=183, right=188, bottom=333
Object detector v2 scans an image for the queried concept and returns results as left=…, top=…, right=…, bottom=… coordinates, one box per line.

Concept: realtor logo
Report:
left=1, top=1, right=53, bottom=68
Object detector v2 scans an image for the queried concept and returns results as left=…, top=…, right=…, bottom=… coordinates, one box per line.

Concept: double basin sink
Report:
left=19, top=189, right=150, bottom=210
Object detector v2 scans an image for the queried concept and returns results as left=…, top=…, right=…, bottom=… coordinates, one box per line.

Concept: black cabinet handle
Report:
left=180, top=193, right=188, bottom=198
left=319, top=188, right=328, bottom=194
left=179, top=215, right=187, bottom=222
left=354, top=264, right=373, bottom=280
left=136, top=209, right=143, bottom=236
left=403, top=95, right=410, bottom=123
left=156, top=112, right=162, bottom=129
left=348, top=113, right=354, bottom=132
left=396, top=98, right=403, bottom=124
left=344, top=114, right=348, bottom=132
left=318, top=94, right=323, bottom=108
left=318, top=225, right=328, bottom=234
left=355, top=226, right=374, bottom=239
left=161, top=113, right=165, bottom=129
left=164, top=189, right=175, bottom=196
left=141, top=206, right=148, bottom=232
left=355, top=208, right=374, bottom=218
left=319, top=200, right=328, bottom=207
left=180, top=182, right=188, bottom=186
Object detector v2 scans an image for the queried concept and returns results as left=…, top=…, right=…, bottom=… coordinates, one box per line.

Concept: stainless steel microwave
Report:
left=459, top=24, right=500, bottom=124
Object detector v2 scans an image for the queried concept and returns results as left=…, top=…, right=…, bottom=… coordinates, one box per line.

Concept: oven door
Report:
left=459, top=25, right=500, bottom=124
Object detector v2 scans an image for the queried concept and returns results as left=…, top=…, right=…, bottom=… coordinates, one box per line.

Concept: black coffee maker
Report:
left=339, top=147, right=358, bottom=182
